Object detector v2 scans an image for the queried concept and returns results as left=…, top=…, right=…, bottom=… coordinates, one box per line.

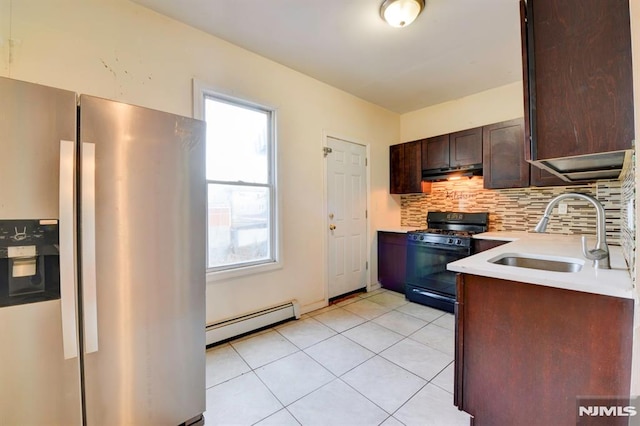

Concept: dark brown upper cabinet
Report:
left=482, top=118, right=529, bottom=189
left=422, top=128, right=482, bottom=173
left=482, top=117, right=581, bottom=188
left=394, top=117, right=589, bottom=193
left=521, top=0, right=634, bottom=181
left=450, top=128, right=483, bottom=168
left=390, top=140, right=430, bottom=194
left=422, top=134, right=449, bottom=170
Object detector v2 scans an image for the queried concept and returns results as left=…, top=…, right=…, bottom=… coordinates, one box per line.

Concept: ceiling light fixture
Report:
left=380, top=0, right=425, bottom=28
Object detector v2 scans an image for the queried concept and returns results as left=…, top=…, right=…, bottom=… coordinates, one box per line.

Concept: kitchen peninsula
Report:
left=449, top=233, right=634, bottom=425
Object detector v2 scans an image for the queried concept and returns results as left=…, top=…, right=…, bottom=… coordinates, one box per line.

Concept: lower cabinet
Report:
left=471, top=238, right=508, bottom=254
left=377, top=231, right=407, bottom=293
left=455, top=274, right=634, bottom=426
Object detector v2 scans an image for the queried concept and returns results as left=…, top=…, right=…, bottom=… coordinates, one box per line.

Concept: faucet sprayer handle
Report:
left=533, top=216, right=550, bottom=233
left=581, top=236, right=611, bottom=268
left=581, top=236, right=602, bottom=259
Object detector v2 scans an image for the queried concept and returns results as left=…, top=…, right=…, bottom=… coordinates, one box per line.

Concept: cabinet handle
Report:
left=81, top=142, right=99, bottom=354
left=59, top=140, right=78, bottom=360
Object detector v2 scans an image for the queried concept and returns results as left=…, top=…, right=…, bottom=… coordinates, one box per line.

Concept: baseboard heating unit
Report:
left=206, top=300, right=300, bottom=346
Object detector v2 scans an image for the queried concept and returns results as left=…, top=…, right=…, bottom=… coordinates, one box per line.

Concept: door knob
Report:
left=329, top=224, right=336, bottom=231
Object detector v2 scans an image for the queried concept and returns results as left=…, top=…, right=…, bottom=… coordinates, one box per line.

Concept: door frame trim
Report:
left=321, top=130, right=371, bottom=304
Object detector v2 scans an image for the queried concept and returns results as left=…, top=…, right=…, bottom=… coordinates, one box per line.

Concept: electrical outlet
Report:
left=558, top=203, right=568, bottom=215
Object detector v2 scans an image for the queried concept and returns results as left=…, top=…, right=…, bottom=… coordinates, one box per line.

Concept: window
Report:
left=203, top=94, right=277, bottom=273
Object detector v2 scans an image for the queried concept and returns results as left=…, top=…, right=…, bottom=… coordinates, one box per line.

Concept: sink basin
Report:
left=488, top=253, right=583, bottom=273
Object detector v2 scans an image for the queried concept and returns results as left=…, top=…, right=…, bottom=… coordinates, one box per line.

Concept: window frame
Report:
left=193, top=80, right=281, bottom=281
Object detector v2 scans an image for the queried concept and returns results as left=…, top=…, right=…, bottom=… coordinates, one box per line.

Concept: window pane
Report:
left=207, top=184, right=271, bottom=269
left=205, top=98, right=269, bottom=184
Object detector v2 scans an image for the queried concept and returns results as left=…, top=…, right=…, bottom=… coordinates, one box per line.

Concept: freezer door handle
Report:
left=59, top=140, right=79, bottom=360
left=81, top=142, right=99, bottom=354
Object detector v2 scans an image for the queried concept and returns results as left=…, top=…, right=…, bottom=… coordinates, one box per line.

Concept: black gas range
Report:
left=405, top=212, right=488, bottom=312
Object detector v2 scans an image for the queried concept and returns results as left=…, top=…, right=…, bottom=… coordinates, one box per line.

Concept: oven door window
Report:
left=406, top=242, right=469, bottom=297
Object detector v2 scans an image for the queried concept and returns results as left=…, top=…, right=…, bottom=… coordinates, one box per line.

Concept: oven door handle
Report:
left=407, top=241, right=471, bottom=255
left=409, top=288, right=453, bottom=302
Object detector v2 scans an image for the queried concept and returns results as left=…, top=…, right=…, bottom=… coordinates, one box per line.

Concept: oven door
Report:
left=405, top=240, right=470, bottom=312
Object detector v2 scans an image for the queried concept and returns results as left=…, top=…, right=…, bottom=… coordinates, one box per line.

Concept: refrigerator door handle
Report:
left=81, top=142, right=99, bottom=354
left=59, top=140, right=79, bottom=360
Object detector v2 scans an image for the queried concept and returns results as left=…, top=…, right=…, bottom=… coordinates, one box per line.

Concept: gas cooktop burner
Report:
left=407, top=211, right=489, bottom=248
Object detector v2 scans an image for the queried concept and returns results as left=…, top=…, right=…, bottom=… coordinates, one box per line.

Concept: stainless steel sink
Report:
left=488, top=253, right=583, bottom=273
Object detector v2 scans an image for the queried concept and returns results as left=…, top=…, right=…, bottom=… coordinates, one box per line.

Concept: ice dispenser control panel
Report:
left=0, top=220, right=61, bottom=308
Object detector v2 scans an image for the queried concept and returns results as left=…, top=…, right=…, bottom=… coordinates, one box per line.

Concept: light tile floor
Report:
left=204, top=289, right=471, bottom=426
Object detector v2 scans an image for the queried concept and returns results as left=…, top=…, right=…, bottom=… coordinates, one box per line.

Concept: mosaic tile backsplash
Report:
left=620, top=157, right=636, bottom=281
left=401, top=178, right=623, bottom=245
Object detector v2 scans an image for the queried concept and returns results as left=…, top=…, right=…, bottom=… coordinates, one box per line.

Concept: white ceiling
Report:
left=131, top=0, right=523, bottom=114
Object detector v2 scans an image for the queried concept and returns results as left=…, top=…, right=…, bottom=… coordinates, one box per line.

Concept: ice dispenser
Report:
left=0, top=220, right=61, bottom=307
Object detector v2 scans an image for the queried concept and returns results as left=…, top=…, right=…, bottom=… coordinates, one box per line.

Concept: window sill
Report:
left=206, top=260, right=283, bottom=284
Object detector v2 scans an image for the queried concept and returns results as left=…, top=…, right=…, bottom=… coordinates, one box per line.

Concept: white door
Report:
left=326, top=137, right=368, bottom=299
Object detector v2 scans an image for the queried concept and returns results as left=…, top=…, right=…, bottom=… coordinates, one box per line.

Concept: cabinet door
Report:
left=482, top=119, right=529, bottom=189
left=450, top=127, right=482, bottom=167
left=389, top=144, right=404, bottom=194
left=520, top=0, right=532, bottom=162
left=456, top=274, right=633, bottom=425
left=390, top=141, right=424, bottom=194
left=472, top=239, right=508, bottom=254
left=403, top=141, right=423, bottom=193
left=422, top=134, right=449, bottom=170
left=377, top=232, right=407, bottom=293
left=525, top=0, right=633, bottom=160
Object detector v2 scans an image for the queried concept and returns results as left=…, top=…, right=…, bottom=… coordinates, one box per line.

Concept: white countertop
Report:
left=448, top=232, right=634, bottom=299
left=377, top=226, right=422, bottom=233
left=472, top=231, right=525, bottom=242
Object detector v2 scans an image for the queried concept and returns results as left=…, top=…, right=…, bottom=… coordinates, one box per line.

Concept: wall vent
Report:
left=205, top=300, right=300, bottom=346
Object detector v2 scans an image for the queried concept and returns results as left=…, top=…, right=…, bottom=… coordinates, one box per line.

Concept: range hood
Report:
left=531, top=150, right=632, bottom=182
left=422, top=163, right=483, bottom=182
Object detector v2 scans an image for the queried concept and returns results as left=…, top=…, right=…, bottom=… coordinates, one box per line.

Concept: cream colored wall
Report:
left=0, top=0, right=400, bottom=322
left=400, top=81, right=524, bottom=142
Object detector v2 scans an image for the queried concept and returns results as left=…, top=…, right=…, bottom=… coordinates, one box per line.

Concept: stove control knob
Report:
left=447, top=238, right=453, bottom=244
left=455, top=239, right=461, bottom=245
left=419, top=235, right=425, bottom=241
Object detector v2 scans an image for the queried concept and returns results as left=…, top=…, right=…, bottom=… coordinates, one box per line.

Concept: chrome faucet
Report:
left=532, top=192, right=610, bottom=269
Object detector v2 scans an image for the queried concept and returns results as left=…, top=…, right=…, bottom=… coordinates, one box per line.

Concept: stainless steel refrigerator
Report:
left=0, top=77, right=206, bottom=425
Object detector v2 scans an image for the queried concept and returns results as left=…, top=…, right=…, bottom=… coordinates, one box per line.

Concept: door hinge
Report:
left=365, top=210, right=368, bottom=219
left=366, top=261, right=369, bottom=270
left=365, top=158, right=368, bottom=166
left=323, top=147, right=332, bottom=157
